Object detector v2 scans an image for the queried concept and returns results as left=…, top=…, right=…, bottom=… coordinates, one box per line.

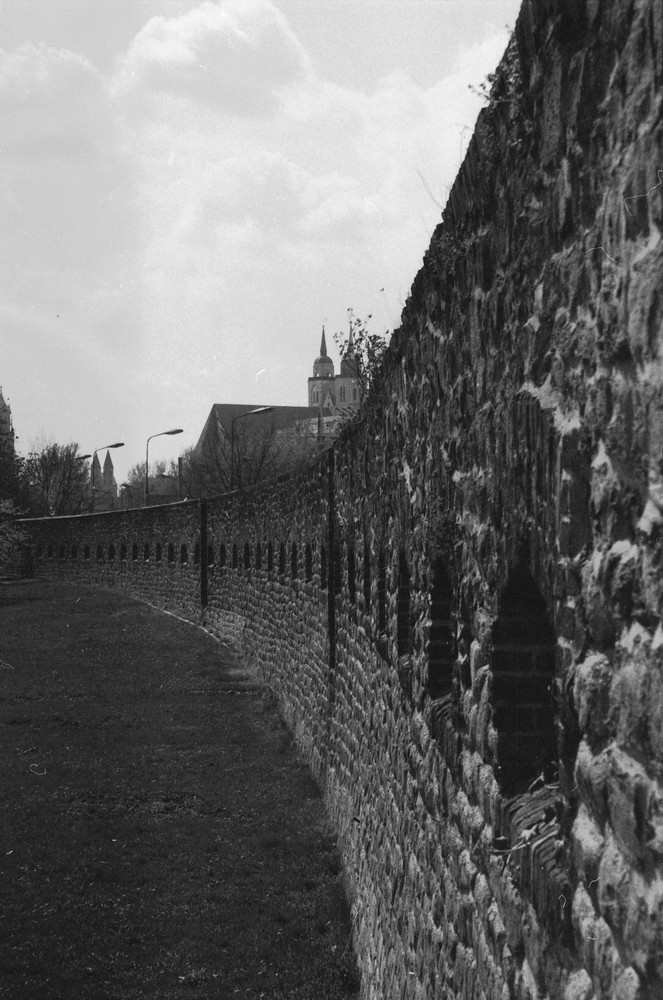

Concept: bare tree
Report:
left=22, top=441, right=90, bottom=515
left=181, top=418, right=322, bottom=498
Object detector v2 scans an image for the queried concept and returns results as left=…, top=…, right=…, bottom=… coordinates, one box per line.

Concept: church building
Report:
left=195, top=329, right=363, bottom=461
left=308, top=327, right=361, bottom=423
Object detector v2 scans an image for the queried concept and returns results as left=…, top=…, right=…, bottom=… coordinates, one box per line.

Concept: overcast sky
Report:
left=2, top=0, right=520, bottom=483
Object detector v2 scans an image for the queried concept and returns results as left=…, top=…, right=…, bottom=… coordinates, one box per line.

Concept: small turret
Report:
left=340, top=323, right=359, bottom=378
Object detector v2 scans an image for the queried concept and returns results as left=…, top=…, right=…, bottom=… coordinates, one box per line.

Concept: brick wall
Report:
left=15, top=1, right=663, bottom=996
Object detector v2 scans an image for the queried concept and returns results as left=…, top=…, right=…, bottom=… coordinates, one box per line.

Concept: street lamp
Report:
left=91, top=442, right=124, bottom=513
left=145, top=429, right=183, bottom=505
left=230, top=407, right=274, bottom=491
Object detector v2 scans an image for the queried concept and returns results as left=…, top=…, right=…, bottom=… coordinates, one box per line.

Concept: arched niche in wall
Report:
left=397, top=550, right=411, bottom=658
left=96, top=544, right=104, bottom=563
left=363, top=538, right=371, bottom=611
left=256, top=542, right=262, bottom=570
left=244, top=542, right=251, bottom=569
left=279, top=542, right=286, bottom=576
left=491, top=567, right=557, bottom=795
left=194, top=541, right=201, bottom=565
left=131, top=544, right=138, bottom=562
left=397, top=549, right=413, bottom=701
left=320, top=544, right=328, bottom=590
left=291, top=542, right=298, bottom=579
left=143, top=543, right=150, bottom=562
left=305, top=543, right=312, bottom=582
left=427, top=557, right=455, bottom=700
left=333, top=539, right=341, bottom=596
left=377, top=548, right=387, bottom=635
left=180, top=543, right=188, bottom=565
left=108, top=544, right=115, bottom=562
left=347, top=545, right=356, bottom=603
left=71, top=544, right=78, bottom=560
left=267, top=541, right=273, bottom=572
left=232, top=544, right=238, bottom=569
left=207, top=544, right=215, bottom=567
left=155, top=543, right=162, bottom=563
left=58, top=544, right=65, bottom=560
left=219, top=543, right=226, bottom=568
left=120, top=543, right=127, bottom=562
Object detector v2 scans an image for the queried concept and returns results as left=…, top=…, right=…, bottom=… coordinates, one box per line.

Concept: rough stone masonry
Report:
left=16, top=0, right=663, bottom=997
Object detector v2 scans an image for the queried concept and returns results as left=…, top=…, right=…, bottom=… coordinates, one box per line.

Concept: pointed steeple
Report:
left=101, top=451, right=117, bottom=509
left=312, top=326, right=334, bottom=379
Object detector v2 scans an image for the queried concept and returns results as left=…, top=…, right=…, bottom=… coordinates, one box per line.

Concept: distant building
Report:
left=91, top=450, right=118, bottom=511
left=195, top=330, right=362, bottom=464
left=0, top=386, right=15, bottom=463
left=308, top=327, right=361, bottom=426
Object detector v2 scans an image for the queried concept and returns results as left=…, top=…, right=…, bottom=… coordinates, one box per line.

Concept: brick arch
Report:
left=396, top=549, right=411, bottom=659
left=347, top=543, right=356, bottom=603
left=491, top=566, right=557, bottom=795
left=362, top=536, right=371, bottom=611
left=427, top=557, right=455, bottom=700
left=320, top=543, right=327, bottom=590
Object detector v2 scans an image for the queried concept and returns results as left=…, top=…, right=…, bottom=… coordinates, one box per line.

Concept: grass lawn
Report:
left=0, top=581, right=359, bottom=999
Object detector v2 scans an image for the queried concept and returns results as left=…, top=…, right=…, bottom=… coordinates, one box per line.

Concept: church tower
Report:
left=0, top=386, right=15, bottom=462
left=335, top=323, right=361, bottom=409
left=308, top=327, right=336, bottom=408
left=102, top=450, right=118, bottom=509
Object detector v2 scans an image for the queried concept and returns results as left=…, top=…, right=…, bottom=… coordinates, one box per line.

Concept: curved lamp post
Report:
left=145, top=429, right=183, bottom=505
left=91, top=442, right=124, bottom=513
left=230, top=407, right=274, bottom=491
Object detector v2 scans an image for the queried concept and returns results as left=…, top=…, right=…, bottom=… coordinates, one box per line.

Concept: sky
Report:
left=2, top=0, right=521, bottom=484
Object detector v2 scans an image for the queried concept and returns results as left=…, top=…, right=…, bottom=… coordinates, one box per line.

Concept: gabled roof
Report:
left=195, top=403, right=327, bottom=453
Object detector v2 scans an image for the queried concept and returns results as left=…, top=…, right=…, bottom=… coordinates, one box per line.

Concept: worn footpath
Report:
left=0, top=581, right=359, bottom=1000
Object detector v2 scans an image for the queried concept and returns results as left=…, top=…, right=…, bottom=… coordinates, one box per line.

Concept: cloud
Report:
left=3, top=0, right=513, bottom=479
left=117, top=0, right=310, bottom=116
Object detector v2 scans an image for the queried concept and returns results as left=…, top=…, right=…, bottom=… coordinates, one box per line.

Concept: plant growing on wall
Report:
left=333, top=309, right=389, bottom=399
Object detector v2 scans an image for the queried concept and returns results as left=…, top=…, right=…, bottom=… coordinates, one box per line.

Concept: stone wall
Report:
left=15, top=0, right=663, bottom=997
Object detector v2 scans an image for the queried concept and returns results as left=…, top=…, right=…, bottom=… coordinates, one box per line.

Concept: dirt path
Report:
left=0, top=581, right=359, bottom=1000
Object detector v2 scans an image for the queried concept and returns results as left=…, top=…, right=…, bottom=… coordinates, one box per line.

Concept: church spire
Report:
left=312, top=326, right=334, bottom=380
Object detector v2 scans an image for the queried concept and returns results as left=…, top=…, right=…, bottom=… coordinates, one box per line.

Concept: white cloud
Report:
left=3, top=0, right=512, bottom=478
left=117, top=0, right=310, bottom=115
